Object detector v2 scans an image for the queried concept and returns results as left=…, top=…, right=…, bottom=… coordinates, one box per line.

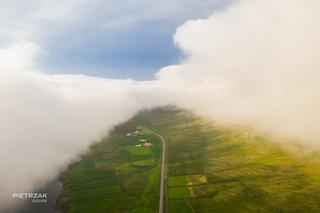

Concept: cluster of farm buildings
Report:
left=126, top=129, right=153, bottom=148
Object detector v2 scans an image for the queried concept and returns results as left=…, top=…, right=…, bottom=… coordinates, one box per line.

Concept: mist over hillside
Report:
left=1, top=0, right=320, bottom=211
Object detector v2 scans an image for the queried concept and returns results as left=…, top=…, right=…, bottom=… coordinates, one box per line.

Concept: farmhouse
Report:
left=143, top=142, right=153, bottom=147
left=126, top=129, right=141, bottom=136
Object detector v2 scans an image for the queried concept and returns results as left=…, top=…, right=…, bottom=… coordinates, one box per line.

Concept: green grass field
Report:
left=58, top=107, right=320, bottom=212
left=57, top=122, right=162, bottom=213
left=168, top=176, right=187, bottom=187
left=125, top=146, right=152, bottom=156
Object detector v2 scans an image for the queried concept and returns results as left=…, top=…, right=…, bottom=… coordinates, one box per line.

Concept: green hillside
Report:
left=58, top=107, right=320, bottom=212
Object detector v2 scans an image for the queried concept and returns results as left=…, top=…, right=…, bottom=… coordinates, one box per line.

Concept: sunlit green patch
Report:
left=169, top=187, right=190, bottom=199
left=186, top=175, right=207, bottom=186
left=133, top=158, right=156, bottom=167
left=169, top=176, right=187, bottom=187
left=125, top=145, right=152, bottom=156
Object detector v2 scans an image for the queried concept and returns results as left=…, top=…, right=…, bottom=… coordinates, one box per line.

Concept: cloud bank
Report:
left=0, top=43, right=170, bottom=210
left=1, top=0, right=320, bottom=210
left=158, top=0, right=320, bottom=144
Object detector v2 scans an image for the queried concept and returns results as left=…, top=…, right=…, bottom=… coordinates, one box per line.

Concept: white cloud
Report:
left=0, top=0, right=227, bottom=210
left=0, top=0, right=229, bottom=43
left=0, top=42, right=40, bottom=72
left=157, top=0, right=320, bottom=144
left=0, top=41, right=171, bottom=210
left=2, top=0, right=320, bottom=211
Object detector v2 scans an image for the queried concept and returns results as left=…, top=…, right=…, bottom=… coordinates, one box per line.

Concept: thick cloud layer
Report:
left=158, top=0, right=320, bottom=144
left=1, top=0, right=320, bottom=210
left=0, top=43, right=170, bottom=210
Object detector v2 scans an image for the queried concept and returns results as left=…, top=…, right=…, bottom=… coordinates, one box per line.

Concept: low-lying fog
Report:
left=1, top=0, right=320, bottom=210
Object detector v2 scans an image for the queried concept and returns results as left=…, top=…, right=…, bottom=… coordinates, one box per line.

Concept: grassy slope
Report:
left=57, top=121, right=162, bottom=213
left=134, top=107, right=320, bottom=213
left=58, top=107, right=320, bottom=212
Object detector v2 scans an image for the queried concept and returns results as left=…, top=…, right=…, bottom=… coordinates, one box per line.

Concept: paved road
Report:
left=153, top=131, right=165, bottom=213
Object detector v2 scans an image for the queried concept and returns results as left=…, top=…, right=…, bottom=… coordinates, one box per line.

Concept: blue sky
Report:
left=0, top=0, right=231, bottom=80
left=39, top=19, right=181, bottom=80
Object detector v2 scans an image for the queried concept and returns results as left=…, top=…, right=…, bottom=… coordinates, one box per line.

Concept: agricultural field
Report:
left=58, top=107, right=320, bottom=212
left=134, top=107, right=320, bottom=213
left=57, top=123, right=162, bottom=213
